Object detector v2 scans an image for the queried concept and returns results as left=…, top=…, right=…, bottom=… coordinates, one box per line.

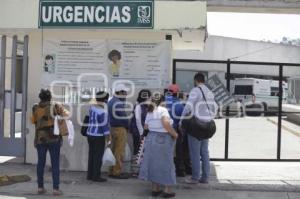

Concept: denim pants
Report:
left=36, top=141, right=60, bottom=189
left=188, top=134, right=210, bottom=181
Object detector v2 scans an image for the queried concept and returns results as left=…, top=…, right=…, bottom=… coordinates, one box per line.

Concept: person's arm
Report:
left=180, top=88, right=201, bottom=127
left=31, top=105, right=37, bottom=124
left=55, top=103, right=70, bottom=118
left=162, top=116, right=178, bottom=140
left=135, top=104, right=144, bottom=136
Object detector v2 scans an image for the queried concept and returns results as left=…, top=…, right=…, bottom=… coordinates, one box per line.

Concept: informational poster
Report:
left=107, top=40, right=171, bottom=88
left=206, top=74, right=234, bottom=106
left=42, top=39, right=107, bottom=87
left=42, top=39, right=171, bottom=89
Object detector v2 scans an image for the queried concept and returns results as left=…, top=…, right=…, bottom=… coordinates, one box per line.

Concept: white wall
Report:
left=174, top=36, right=300, bottom=78
left=25, top=29, right=169, bottom=171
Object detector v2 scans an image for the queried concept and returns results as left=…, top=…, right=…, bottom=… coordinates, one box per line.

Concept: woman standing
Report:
left=31, top=89, right=69, bottom=196
left=86, top=91, right=110, bottom=182
left=130, top=89, right=151, bottom=155
left=139, top=94, right=178, bottom=198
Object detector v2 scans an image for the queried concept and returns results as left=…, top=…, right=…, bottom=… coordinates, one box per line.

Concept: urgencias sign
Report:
left=39, top=0, right=154, bottom=28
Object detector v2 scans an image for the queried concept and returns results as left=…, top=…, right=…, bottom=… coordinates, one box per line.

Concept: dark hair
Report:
left=39, top=89, right=52, bottom=102
left=45, top=55, right=54, bottom=60
left=108, top=50, right=121, bottom=61
left=148, top=93, right=165, bottom=113
left=137, top=89, right=151, bottom=103
left=194, top=72, right=205, bottom=83
left=95, top=91, right=109, bottom=102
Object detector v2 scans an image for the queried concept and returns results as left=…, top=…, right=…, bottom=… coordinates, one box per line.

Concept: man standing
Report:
left=180, top=73, right=217, bottom=184
left=165, top=84, right=190, bottom=177
left=108, top=83, right=130, bottom=179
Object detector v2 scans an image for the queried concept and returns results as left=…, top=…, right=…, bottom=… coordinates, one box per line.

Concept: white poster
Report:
left=42, top=39, right=107, bottom=87
left=107, top=40, right=171, bottom=88
left=42, top=39, right=171, bottom=89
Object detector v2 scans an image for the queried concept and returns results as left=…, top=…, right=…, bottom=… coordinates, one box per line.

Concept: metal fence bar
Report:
left=277, top=64, right=283, bottom=160
left=225, top=60, right=231, bottom=159
left=21, top=35, right=29, bottom=160
left=173, top=58, right=300, bottom=162
left=173, top=59, right=300, bottom=67
left=0, top=36, right=6, bottom=139
left=10, top=35, right=17, bottom=139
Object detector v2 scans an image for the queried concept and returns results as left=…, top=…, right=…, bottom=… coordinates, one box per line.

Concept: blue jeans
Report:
left=36, top=142, right=60, bottom=189
left=188, top=134, right=210, bottom=181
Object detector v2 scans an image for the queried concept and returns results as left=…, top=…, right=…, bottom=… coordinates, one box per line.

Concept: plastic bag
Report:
left=54, top=116, right=59, bottom=135
left=123, top=143, right=132, bottom=162
left=102, top=147, right=116, bottom=167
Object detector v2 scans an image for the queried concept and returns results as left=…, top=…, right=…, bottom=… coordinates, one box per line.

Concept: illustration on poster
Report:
left=44, top=54, right=56, bottom=74
left=108, top=49, right=121, bottom=77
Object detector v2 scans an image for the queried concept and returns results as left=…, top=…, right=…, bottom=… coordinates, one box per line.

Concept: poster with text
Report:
left=42, top=39, right=171, bottom=89
left=42, top=39, right=107, bottom=88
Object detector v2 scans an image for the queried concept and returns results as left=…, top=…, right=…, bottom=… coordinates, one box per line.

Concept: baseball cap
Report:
left=167, top=84, right=180, bottom=93
left=114, top=83, right=130, bottom=92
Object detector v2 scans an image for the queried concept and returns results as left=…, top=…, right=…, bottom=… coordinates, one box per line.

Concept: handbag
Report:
left=182, top=86, right=216, bottom=140
left=80, top=115, right=89, bottom=137
left=54, top=116, right=69, bottom=136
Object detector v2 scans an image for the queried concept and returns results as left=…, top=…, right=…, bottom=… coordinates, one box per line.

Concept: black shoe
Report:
left=162, top=192, right=176, bottom=198
left=109, top=174, right=130, bottom=179
left=93, top=178, right=107, bottom=182
left=176, top=170, right=186, bottom=177
left=151, top=190, right=162, bottom=197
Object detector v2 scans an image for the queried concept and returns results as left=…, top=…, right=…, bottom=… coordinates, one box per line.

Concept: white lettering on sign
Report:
left=53, top=6, right=63, bottom=23
left=42, top=6, right=52, bottom=23
left=41, top=5, right=134, bottom=25
left=122, top=6, right=131, bottom=23
left=63, top=6, right=73, bottom=23
left=111, top=6, right=121, bottom=23
left=84, top=6, right=94, bottom=23
left=74, top=6, right=84, bottom=23
left=95, top=6, right=105, bottom=23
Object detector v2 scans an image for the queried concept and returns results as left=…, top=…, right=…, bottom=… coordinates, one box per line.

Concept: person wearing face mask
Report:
left=108, top=83, right=131, bottom=179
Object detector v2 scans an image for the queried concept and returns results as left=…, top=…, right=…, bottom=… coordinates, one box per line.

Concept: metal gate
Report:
left=173, top=59, right=300, bottom=162
left=0, top=35, right=29, bottom=157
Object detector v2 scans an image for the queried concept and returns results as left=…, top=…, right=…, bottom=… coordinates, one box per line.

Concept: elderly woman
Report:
left=139, top=94, right=178, bottom=198
left=31, top=89, right=69, bottom=196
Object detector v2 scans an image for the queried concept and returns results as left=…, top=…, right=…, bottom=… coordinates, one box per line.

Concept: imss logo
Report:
left=137, top=6, right=151, bottom=24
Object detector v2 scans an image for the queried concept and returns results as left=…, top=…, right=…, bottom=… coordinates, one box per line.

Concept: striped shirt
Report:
left=87, top=106, right=110, bottom=137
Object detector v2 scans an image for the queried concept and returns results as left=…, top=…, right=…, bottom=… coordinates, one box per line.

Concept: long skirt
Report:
left=138, top=131, right=176, bottom=186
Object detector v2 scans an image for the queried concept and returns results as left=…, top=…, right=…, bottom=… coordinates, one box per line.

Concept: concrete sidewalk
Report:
left=1, top=161, right=300, bottom=199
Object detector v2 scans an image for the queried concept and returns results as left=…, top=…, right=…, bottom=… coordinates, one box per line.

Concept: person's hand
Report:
left=172, top=133, right=178, bottom=140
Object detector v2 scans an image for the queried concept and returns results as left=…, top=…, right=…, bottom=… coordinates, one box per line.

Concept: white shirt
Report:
left=145, top=106, right=173, bottom=133
left=181, top=84, right=218, bottom=122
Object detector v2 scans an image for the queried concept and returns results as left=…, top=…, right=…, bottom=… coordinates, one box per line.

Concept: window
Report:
left=234, top=85, right=253, bottom=95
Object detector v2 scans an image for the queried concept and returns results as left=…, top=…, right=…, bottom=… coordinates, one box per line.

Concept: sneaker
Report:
left=199, top=179, right=209, bottom=184
left=161, top=192, right=176, bottom=198
left=53, top=189, right=63, bottom=196
left=37, top=188, right=46, bottom=195
left=185, top=177, right=199, bottom=184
